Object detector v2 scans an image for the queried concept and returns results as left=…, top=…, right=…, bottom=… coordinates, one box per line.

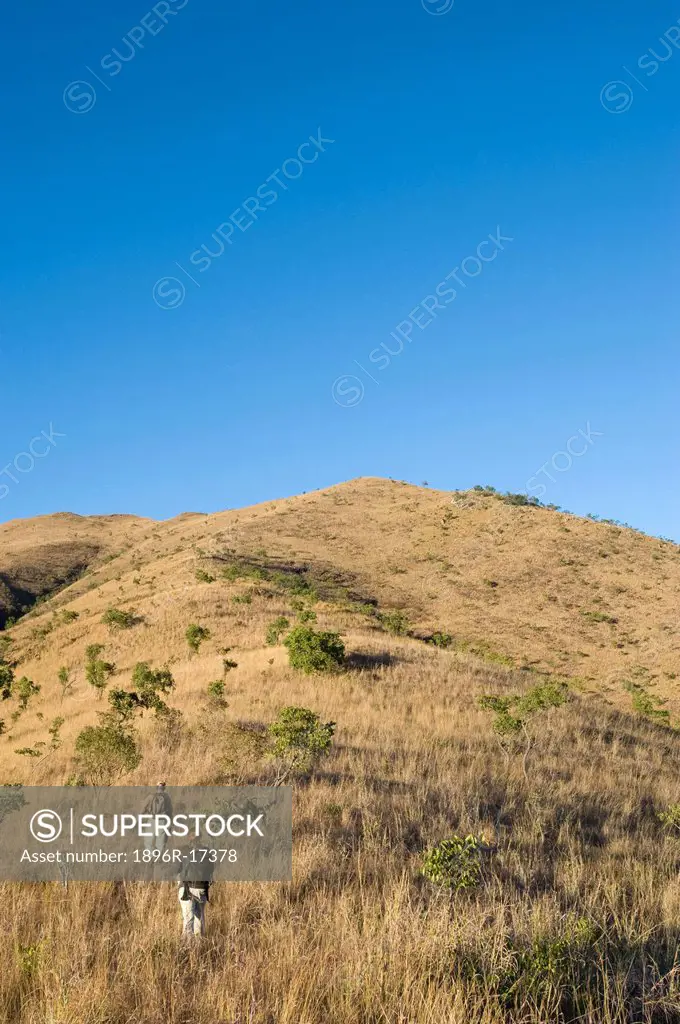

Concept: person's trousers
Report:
left=179, top=895, right=206, bottom=938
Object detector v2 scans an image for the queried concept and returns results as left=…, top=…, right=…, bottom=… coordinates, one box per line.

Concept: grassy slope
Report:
left=1, top=478, right=680, bottom=1022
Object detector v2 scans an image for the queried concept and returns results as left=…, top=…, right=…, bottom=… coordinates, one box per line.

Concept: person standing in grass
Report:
left=177, top=850, right=214, bottom=940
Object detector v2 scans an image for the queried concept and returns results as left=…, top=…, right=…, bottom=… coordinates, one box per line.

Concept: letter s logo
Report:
left=30, top=809, right=63, bottom=843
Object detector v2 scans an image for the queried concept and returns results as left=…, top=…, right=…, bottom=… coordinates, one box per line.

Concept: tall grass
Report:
left=2, top=641, right=680, bottom=1022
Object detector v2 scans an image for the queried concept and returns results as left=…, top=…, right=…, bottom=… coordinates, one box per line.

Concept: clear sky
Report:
left=0, top=0, right=677, bottom=538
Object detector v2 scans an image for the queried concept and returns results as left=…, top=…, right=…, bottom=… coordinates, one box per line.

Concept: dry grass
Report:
left=2, top=479, right=680, bottom=1021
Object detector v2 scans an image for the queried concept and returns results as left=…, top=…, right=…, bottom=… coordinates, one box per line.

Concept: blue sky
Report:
left=0, top=0, right=677, bottom=538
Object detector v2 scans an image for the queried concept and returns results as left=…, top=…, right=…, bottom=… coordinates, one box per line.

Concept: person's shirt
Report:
left=177, top=852, right=215, bottom=900
left=143, top=790, right=173, bottom=818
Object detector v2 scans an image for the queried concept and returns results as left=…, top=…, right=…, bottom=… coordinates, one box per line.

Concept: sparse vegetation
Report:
left=429, top=631, right=453, bottom=648
left=101, top=607, right=141, bottom=631
left=206, top=679, right=228, bottom=710
left=266, top=616, right=290, bottom=646
left=378, top=610, right=409, bottom=636
left=195, top=568, right=216, bottom=583
left=2, top=479, right=680, bottom=1021
left=57, top=666, right=73, bottom=702
left=15, top=676, right=40, bottom=712
left=85, top=645, right=116, bottom=699
left=623, top=680, right=670, bottom=724
left=185, top=623, right=211, bottom=653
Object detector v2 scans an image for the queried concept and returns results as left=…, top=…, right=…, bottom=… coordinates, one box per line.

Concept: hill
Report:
left=3, top=477, right=679, bottom=718
left=1, top=477, right=680, bottom=1023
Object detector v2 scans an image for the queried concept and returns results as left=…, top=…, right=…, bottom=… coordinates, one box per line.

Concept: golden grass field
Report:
left=1, top=478, right=680, bottom=1022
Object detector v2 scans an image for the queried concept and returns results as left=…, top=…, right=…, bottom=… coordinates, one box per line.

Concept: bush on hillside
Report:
left=186, top=623, right=211, bottom=653
left=479, top=682, right=570, bottom=739
left=284, top=625, right=345, bottom=674
left=101, top=607, right=141, bottom=631
left=266, top=617, right=290, bottom=646
left=15, top=677, right=40, bottom=712
left=85, top=650, right=116, bottom=699
left=268, top=706, right=335, bottom=782
left=195, top=568, right=216, bottom=583
left=0, top=663, right=14, bottom=702
left=73, top=723, right=141, bottom=785
left=378, top=610, right=409, bottom=636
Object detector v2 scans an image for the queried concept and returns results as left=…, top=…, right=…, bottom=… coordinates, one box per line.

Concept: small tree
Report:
left=284, top=626, right=345, bottom=674
left=268, top=706, right=335, bottom=783
left=186, top=623, right=211, bottom=653
left=85, top=649, right=116, bottom=700
left=131, top=661, right=174, bottom=696
left=107, top=663, right=176, bottom=721
left=58, top=666, right=73, bottom=703
left=16, top=677, right=40, bottom=712
left=206, top=679, right=229, bottom=711
left=266, top=617, right=290, bottom=646
left=478, top=682, right=570, bottom=776
left=74, top=723, right=141, bottom=785
left=48, top=717, right=65, bottom=750
left=0, top=663, right=13, bottom=702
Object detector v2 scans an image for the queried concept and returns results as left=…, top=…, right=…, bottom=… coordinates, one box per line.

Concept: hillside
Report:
left=0, top=512, right=154, bottom=629
left=2, top=478, right=680, bottom=1023
left=2, top=477, right=679, bottom=726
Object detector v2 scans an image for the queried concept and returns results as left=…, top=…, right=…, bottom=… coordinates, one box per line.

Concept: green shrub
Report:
left=58, top=666, right=73, bottom=702
left=74, top=723, right=141, bottom=785
left=131, top=662, right=174, bottom=695
left=284, top=626, right=345, bottom=674
left=15, top=745, right=45, bottom=759
left=85, top=652, right=116, bottom=698
left=266, top=617, right=290, bottom=646
left=268, top=706, right=335, bottom=781
left=378, top=610, right=409, bottom=636
left=658, top=805, right=680, bottom=832
left=479, top=683, right=570, bottom=738
left=206, top=679, right=228, bottom=710
left=580, top=609, right=618, bottom=625
left=101, top=607, right=140, bottom=631
left=106, top=663, right=176, bottom=722
left=503, top=492, right=540, bottom=507
left=186, top=623, right=211, bottom=653
left=624, top=681, right=670, bottom=724
left=0, top=663, right=14, bottom=702
left=61, top=609, right=79, bottom=624
left=421, top=835, right=485, bottom=890
left=47, top=717, right=65, bottom=750
left=15, top=677, right=40, bottom=711
left=195, top=568, right=216, bottom=583
left=430, top=631, right=453, bottom=648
